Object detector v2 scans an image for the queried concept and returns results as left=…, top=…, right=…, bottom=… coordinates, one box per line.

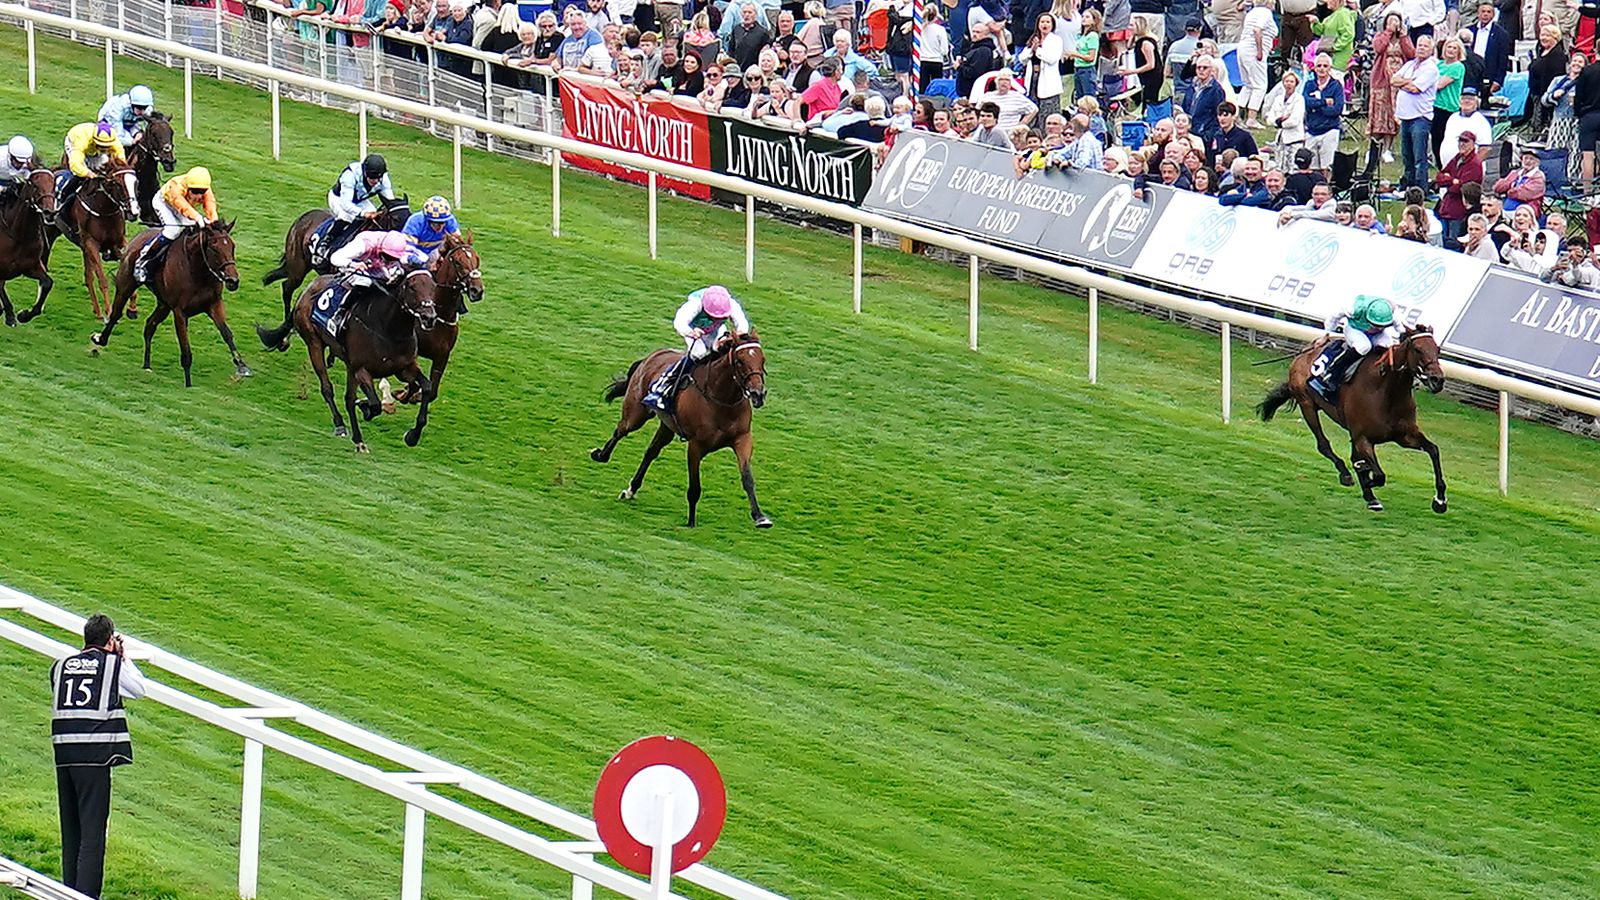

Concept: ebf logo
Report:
left=875, top=137, right=948, bottom=212
left=1283, top=231, right=1341, bottom=277
left=1391, top=252, right=1448, bottom=305
left=1080, top=183, right=1154, bottom=260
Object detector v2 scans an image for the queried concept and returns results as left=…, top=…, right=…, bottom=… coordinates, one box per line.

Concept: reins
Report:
left=686, top=340, right=764, bottom=407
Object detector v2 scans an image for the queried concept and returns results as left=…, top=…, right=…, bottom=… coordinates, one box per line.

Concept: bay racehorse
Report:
left=90, top=221, right=247, bottom=387
left=50, top=160, right=139, bottom=321
left=591, top=333, right=772, bottom=528
left=256, top=269, right=439, bottom=452
left=126, top=113, right=177, bottom=225
left=259, top=195, right=411, bottom=348
left=0, top=168, right=58, bottom=327
left=1258, top=325, right=1448, bottom=513
left=392, top=231, right=484, bottom=406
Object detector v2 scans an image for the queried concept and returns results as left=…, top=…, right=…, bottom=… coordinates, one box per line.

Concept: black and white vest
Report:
left=50, top=649, right=133, bottom=767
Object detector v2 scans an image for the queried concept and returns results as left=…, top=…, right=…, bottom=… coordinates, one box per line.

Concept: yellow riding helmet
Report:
left=185, top=166, right=212, bottom=190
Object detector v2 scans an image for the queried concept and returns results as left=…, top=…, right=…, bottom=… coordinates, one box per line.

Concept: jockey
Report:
left=59, top=120, right=126, bottom=218
left=134, top=167, right=217, bottom=283
left=96, top=84, right=156, bottom=149
left=1309, top=295, right=1401, bottom=401
left=401, top=195, right=460, bottom=257
left=322, top=231, right=427, bottom=336
left=325, top=154, right=395, bottom=255
left=643, top=285, right=750, bottom=413
left=0, top=135, right=35, bottom=204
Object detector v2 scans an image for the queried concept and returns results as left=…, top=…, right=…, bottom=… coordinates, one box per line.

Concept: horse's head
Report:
left=1396, top=325, right=1444, bottom=394
left=432, top=231, right=484, bottom=304
left=22, top=167, right=57, bottom=217
left=142, top=113, right=176, bottom=172
left=379, top=195, right=412, bottom=230
left=397, top=268, right=439, bottom=328
left=95, top=161, right=139, bottom=220
left=198, top=218, right=241, bottom=291
left=725, top=330, right=767, bottom=408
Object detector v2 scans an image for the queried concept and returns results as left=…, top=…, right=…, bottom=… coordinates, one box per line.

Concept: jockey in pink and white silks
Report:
left=643, top=285, right=751, bottom=412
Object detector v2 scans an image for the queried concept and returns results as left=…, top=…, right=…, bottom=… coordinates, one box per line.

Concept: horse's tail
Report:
left=256, top=319, right=294, bottom=351
left=262, top=255, right=288, bottom=285
left=604, top=358, right=645, bottom=403
left=1258, top=380, right=1295, bottom=421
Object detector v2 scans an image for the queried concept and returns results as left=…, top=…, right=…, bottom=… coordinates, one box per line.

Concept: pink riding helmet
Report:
left=379, top=232, right=413, bottom=259
left=702, top=285, right=732, bottom=318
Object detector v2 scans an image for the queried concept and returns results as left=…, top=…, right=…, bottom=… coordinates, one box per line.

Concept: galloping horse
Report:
left=256, top=269, right=439, bottom=452
left=50, top=160, right=139, bottom=321
left=392, top=231, right=483, bottom=406
left=90, top=220, right=247, bottom=387
left=591, top=333, right=772, bottom=528
left=126, top=113, right=177, bottom=225
left=259, top=196, right=411, bottom=348
left=0, top=168, right=58, bottom=327
left=1259, top=325, right=1448, bottom=513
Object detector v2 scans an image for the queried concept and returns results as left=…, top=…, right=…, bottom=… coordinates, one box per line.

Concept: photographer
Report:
left=50, top=614, right=145, bottom=899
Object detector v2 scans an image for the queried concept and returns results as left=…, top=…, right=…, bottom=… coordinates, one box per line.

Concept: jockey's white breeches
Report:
left=154, top=196, right=201, bottom=239
left=327, top=190, right=377, bottom=222
left=684, top=324, right=729, bottom=360
left=1339, top=323, right=1374, bottom=356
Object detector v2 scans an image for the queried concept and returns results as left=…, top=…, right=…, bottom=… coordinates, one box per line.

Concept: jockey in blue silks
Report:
left=401, top=195, right=460, bottom=257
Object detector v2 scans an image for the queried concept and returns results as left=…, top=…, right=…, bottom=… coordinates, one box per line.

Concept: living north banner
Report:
left=559, top=80, right=711, bottom=200
left=708, top=117, right=873, bottom=206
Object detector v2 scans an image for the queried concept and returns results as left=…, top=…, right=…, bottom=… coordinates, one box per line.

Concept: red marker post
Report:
left=594, top=735, right=727, bottom=897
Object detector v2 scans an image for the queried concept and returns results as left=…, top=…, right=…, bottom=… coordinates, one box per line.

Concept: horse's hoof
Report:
left=126, top=307, right=139, bottom=321
left=1432, top=497, right=1448, bottom=514
left=754, top=515, right=774, bottom=529
left=4, top=315, right=15, bottom=328
left=235, top=365, right=253, bottom=379
left=618, top=488, right=635, bottom=501
left=590, top=447, right=608, bottom=463
left=354, top=442, right=370, bottom=454
left=277, top=340, right=291, bottom=353
left=88, top=332, right=105, bottom=349
left=15, top=309, right=35, bottom=324
left=1339, top=473, right=1355, bottom=487
left=334, top=425, right=348, bottom=438
left=1367, top=500, right=1384, bottom=512
left=382, top=400, right=397, bottom=415
left=403, top=429, right=421, bottom=447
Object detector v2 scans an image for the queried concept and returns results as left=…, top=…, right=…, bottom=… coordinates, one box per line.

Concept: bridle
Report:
left=399, top=268, right=439, bottom=324
left=432, top=241, right=481, bottom=298
left=194, top=226, right=237, bottom=284
left=77, top=166, right=136, bottom=220
left=0, top=169, right=54, bottom=235
left=690, top=339, right=766, bottom=405
left=1380, top=329, right=1438, bottom=383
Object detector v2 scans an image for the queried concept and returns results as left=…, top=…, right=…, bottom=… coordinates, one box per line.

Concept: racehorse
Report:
left=258, top=195, right=411, bottom=349
left=125, top=113, right=177, bottom=225
left=1258, top=325, right=1448, bottom=513
left=392, top=231, right=484, bottom=406
left=90, top=220, right=248, bottom=387
left=50, top=160, right=139, bottom=321
left=256, top=269, right=439, bottom=452
left=590, top=333, right=772, bottom=528
left=0, top=168, right=58, bottom=327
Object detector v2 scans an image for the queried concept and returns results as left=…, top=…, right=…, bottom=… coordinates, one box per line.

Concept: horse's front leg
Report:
left=205, top=302, right=253, bottom=379
left=81, top=246, right=104, bottom=320
left=684, top=441, right=705, bottom=528
left=732, top=433, right=771, bottom=528
left=401, top=364, right=433, bottom=447
left=16, top=268, right=53, bottom=323
left=1398, top=428, right=1447, bottom=513
left=0, top=280, right=16, bottom=328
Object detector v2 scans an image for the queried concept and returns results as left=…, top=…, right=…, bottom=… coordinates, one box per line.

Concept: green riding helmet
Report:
left=1349, top=295, right=1395, bottom=331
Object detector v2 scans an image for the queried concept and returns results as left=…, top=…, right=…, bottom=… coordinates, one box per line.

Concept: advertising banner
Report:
left=864, top=136, right=1163, bottom=269
left=1129, top=190, right=1484, bottom=333
left=1446, top=270, right=1600, bottom=392
left=559, top=80, right=711, bottom=200
left=709, top=118, right=873, bottom=206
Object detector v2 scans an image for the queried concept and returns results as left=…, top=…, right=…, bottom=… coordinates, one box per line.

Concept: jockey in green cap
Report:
left=1309, top=295, right=1401, bottom=401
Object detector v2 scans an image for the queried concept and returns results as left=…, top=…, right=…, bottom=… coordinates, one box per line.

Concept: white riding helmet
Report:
left=7, top=135, right=33, bottom=162
left=128, top=84, right=155, bottom=110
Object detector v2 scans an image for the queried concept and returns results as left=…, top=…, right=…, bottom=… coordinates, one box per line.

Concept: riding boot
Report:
left=643, top=357, right=684, bottom=412
left=135, top=234, right=169, bottom=284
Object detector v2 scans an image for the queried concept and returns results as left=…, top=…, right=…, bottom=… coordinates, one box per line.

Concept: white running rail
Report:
left=0, top=585, right=788, bottom=900
left=0, top=856, right=93, bottom=900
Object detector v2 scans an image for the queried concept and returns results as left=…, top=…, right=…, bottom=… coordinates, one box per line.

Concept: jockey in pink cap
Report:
left=319, top=230, right=427, bottom=337
left=643, top=284, right=751, bottom=412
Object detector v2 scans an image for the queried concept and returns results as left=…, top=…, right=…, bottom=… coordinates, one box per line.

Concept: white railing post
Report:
left=425, top=47, right=437, bottom=125
left=371, top=34, right=382, bottom=94
left=551, top=149, right=561, bottom=237
left=967, top=255, right=979, bottom=351
left=238, top=739, right=264, bottom=900
left=401, top=804, right=426, bottom=900
left=1498, top=390, right=1510, bottom=495
left=69, top=0, right=76, bottom=41
left=647, top=170, right=657, bottom=259
left=570, top=873, right=595, bottom=900
left=359, top=100, right=368, bottom=158
left=270, top=79, right=281, bottom=160
left=1220, top=322, right=1232, bottom=423
left=104, top=36, right=112, bottom=100
left=265, top=11, right=274, bottom=69
left=852, top=223, right=862, bottom=314
left=184, top=59, right=193, bottom=138
left=214, top=0, right=223, bottom=76
left=482, top=63, right=494, bottom=153
left=744, top=195, right=755, bottom=283
left=25, top=14, right=34, bottom=94
left=648, top=793, right=674, bottom=900
left=452, top=124, right=462, bottom=208
left=163, top=0, right=172, bottom=66
left=115, top=1, right=123, bottom=52
left=543, top=70, right=556, bottom=146
left=318, top=22, right=329, bottom=105
left=1088, top=287, right=1098, bottom=384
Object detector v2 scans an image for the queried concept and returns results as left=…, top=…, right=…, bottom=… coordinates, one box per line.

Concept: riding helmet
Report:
left=6, top=135, right=33, bottom=162
left=186, top=166, right=212, bottom=190
left=423, top=195, right=452, bottom=222
left=701, top=285, right=733, bottom=318
left=362, top=153, right=388, bottom=180
left=379, top=232, right=414, bottom=259
left=92, top=120, right=118, bottom=147
left=1361, top=296, right=1396, bottom=328
left=128, top=84, right=155, bottom=110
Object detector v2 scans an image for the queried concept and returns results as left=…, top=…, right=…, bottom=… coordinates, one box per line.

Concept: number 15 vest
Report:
left=50, top=649, right=133, bottom=767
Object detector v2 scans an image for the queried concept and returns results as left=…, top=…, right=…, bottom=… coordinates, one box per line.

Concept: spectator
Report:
left=772, top=9, right=797, bottom=48
left=820, top=91, right=868, bottom=130
left=698, top=61, right=730, bottom=109
left=968, top=101, right=1013, bottom=147
left=683, top=10, right=721, bottom=67
left=472, top=0, right=505, bottom=48
left=1069, top=9, right=1102, bottom=103
left=1394, top=204, right=1431, bottom=242
left=1042, top=112, right=1071, bottom=149
left=1301, top=53, right=1345, bottom=177
left=756, top=77, right=801, bottom=118
left=1524, top=24, right=1569, bottom=129
left=1463, top=1, right=1512, bottom=96
left=1019, top=13, right=1067, bottom=119
left=375, top=2, right=426, bottom=63
left=1370, top=12, right=1414, bottom=164
left=1124, top=16, right=1164, bottom=110
left=1157, top=157, right=1191, bottom=189
left=1129, top=0, right=1165, bottom=45
left=1500, top=207, right=1548, bottom=272
left=930, top=108, right=956, bottom=136
left=1309, top=0, right=1356, bottom=75
left=614, top=52, right=645, bottom=90
left=424, top=0, right=476, bottom=77
left=1217, top=152, right=1245, bottom=188
left=1278, top=181, right=1339, bottom=224
left=1430, top=37, right=1468, bottom=166
left=673, top=52, right=705, bottom=94
left=1166, top=18, right=1202, bottom=107
left=1440, top=87, right=1492, bottom=162
left=1353, top=204, right=1387, bottom=233
left=1101, top=0, right=1133, bottom=70
left=1185, top=54, right=1225, bottom=142
left=52, top=614, right=144, bottom=900
left=799, top=57, right=844, bottom=118
left=1494, top=146, right=1548, bottom=217
left=482, top=4, right=523, bottom=62
left=957, top=19, right=1005, bottom=97
left=1435, top=131, right=1483, bottom=248
left=1217, top=159, right=1271, bottom=207
left=1236, top=0, right=1277, bottom=128
left=919, top=8, right=951, bottom=92
left=1545, top=53, right=1586, bottom=176
left=1481, top=193, right=1514, bottom=252
left=557, top=7, right=603, bottom=70
left=1284, top=148, right=1326, bottom=202
left=1054, top=113, right=1106, bottom=167
left=1393, top=35, right=1440, bottom=190
left=717, top=0, right=771, bottom=44
left=1190, top=164, right=1218, bottom=193
left=1576, top=57, right=1600, bottom=186
left=654, top=0, right=684, bottom=39
left=952, top=104, right=980, bottom=139
left=1403, top=0, right=1445, bottom=43
left=583, top=0, right=612, bottom=32
left=1542, top=243, right=1600, bottom=289
left=794, top=0, right=831, bottom=66
left=500, top=21, right=544, bottom=88
left=1103, top=145, right=1131, bottom=174
left=1208, top=102, right=1258, bottom=166
left=1171, top=111, right=1206, bottom=157
left=978, top=70, right=1040, bottom=127
left=1210, top=0, right=1243, bottom=43
left=727, top=3, right=772, bottom=70
left=1263, top=69, right=1306, bottom=169
left=1076, top=96, right=1108, bottom=141
left=637, top=31, right=663, bottom=85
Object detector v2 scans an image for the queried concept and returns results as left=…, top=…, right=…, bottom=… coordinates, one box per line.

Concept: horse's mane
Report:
left=704, top=331, right=761, bottom=363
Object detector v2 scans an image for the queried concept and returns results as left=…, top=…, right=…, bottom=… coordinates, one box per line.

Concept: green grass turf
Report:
left=2, top=26, right=1600, bottom=900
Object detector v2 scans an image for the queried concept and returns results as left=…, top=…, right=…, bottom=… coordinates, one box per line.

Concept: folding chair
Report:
left=1143, top=98, right=1173, bottom=125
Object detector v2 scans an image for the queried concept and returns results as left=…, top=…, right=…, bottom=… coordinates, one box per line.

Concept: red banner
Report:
left=558, top=80, right=711, bottom=200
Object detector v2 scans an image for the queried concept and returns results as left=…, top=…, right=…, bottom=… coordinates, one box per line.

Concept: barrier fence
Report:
left=5, top=0, right=1600, bottom=501
left=0, top=585, right=787, bottom=900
